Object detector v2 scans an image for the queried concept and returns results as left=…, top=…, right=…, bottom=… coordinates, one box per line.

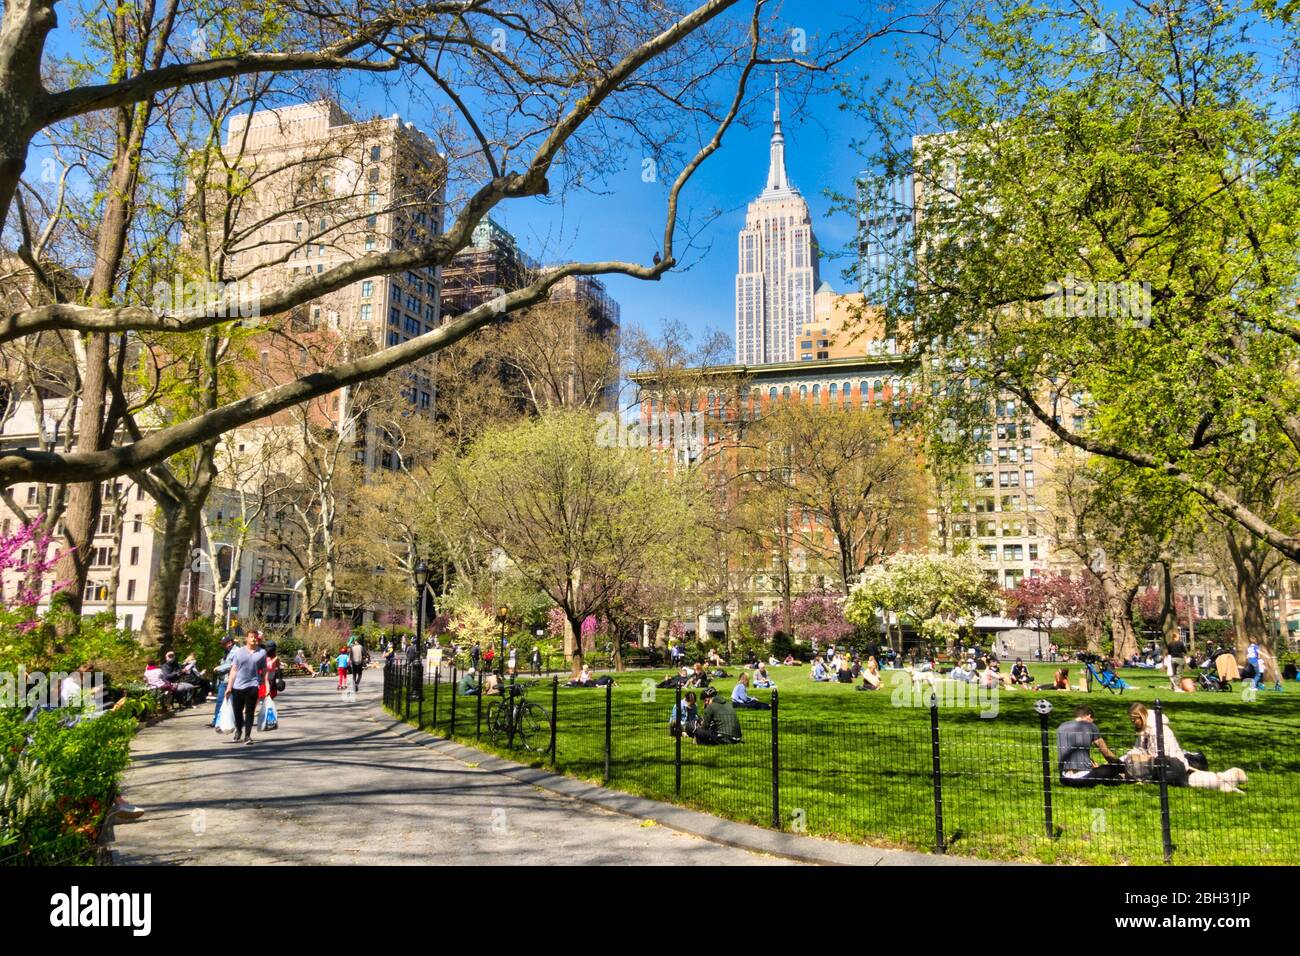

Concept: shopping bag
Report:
left=261, top=697, right=278, bottom=731
left=217, top=695, right=236, bottom=733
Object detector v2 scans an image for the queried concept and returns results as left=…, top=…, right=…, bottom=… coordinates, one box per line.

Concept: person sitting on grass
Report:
left=949, top=660, right=975, bottom=683
left=753, top=663, right=776, bottom=689
left=565, top=664, right=598, bottom=688
left=694, top=687, right=742, bottom=745
left=1010, top=659, right=1033, bottom=687
left=835, top=657, right=854, bottom=683
left=1036, top=667, right=1070, bottom=691
left=783, top=654, right=800, bottom=666
left=685, top=662, right=711, bottom=689
left=658, top=666, right=691, bottom=689
left=731, top=672, right=771, bottom=710
left=1124, top=702, right=1248, bottom=792
left=457, top=669, right=480, bottom=696
left=1056, top=705, right=1125, bottom=787
left=669, top=691, right=699, bottom=737
left=857, top=657, right=882, bottom=691
left=810, top=657, right=832, bottom=682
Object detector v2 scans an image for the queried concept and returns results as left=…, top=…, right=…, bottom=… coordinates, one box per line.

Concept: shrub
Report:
left=0, top=708, right=136, bottom=865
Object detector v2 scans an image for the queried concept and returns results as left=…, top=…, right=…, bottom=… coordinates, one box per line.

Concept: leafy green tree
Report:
left=457, top=410, right=707, bottom=673
left=848, top=0, right=1300, bottom=564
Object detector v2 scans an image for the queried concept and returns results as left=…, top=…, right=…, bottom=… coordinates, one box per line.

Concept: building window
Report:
left=126, top=580, right=136, bottom=600
left=365, top=235, right=376, bottom=251
left=370, top=145, right=381, bottom=161
left=133, top=515, right=143, bottom=533
left=98, top=514, right=114, bottom=535
left=361, top=280, right=373, bottom=298
left=359, top=304, right=372, bottom=322
left=1025, top=470, right=1035, bottom=489
left=130, top=546, right=139, bottom=566
left=387, top=331, right=400, bottom=347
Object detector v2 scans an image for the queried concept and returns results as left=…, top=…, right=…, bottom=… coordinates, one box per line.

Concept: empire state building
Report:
left=735, top=78, right=819, bottom=364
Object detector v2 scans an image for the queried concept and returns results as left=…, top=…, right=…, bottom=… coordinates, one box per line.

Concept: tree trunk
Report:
left=1100, top=572, right=1139, bottom=662
left=104, top=482, right=126, bottom=618
left=54, top=334, right=109, bottom=624
left=139, top=496, right=198, bottom=649
left=566, top=613, right=584, bottom=676
left=1156, top=559, right=1179, bottom=646
left=1226, top=533, right=1270, bottom=657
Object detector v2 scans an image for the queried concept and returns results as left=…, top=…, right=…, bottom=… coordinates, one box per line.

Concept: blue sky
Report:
left=37, top=1, right=913, bottom=348
left=491, top=0, right=896, bottom=348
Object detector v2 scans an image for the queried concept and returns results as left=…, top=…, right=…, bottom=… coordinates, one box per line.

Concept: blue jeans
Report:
left=210, top=680, right=227, bottom=726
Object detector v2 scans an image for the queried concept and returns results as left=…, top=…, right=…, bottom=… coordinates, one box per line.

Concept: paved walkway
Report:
left=109, top=674, right=794, bottom=865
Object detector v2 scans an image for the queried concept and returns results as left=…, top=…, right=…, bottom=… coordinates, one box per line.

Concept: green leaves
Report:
left=849, top=0, right=1300, bottom=558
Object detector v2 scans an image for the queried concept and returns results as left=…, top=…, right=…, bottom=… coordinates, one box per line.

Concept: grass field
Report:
left=389, top=661, right=1300, bottom=865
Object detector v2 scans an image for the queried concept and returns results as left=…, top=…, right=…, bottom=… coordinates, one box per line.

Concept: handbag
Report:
left=217, top=695, right=236, bottom=733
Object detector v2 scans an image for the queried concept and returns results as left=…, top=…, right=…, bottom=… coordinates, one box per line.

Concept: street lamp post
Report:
left=496, top=605, right=510, bottom=679
left=414, top=560, right=431, bottom=658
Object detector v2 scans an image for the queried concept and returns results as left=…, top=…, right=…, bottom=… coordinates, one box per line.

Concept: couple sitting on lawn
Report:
left=668, top=686, right=744, bottom=744
left=1057, top=703, right=1247, bottom=792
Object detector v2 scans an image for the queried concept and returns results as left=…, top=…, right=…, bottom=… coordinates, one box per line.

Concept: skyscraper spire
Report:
left=764, top=74, right=791, bottom=195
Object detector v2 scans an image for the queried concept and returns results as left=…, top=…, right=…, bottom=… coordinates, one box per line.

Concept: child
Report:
left=336, top=647, right=350, bottom=690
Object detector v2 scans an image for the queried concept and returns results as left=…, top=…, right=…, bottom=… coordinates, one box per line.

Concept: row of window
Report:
left=973, top=470, right=1036, bottom=489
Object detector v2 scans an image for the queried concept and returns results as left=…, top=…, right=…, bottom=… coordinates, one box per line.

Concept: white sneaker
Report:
left=111, top=799, right=145, bottom=821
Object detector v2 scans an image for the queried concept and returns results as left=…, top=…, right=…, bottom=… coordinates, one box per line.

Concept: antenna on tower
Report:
left=774, top=73, right=781, bottom=123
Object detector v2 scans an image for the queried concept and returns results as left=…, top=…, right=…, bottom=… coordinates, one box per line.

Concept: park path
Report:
left=108, top=670, right=793, bottom=866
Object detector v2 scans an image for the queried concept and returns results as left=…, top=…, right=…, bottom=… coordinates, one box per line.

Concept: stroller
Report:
left=1196, top=658, right=1232, bottom=692
left=1085, top=660, right=1129, bottom=693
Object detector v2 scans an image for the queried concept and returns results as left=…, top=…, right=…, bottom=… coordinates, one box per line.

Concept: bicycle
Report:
left=485, top=681, right=550, bottom=751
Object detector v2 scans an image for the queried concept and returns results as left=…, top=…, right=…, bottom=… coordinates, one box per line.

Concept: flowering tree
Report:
left=0, top=519, right=67, bottom=631
left=847, top=553, right=998, bottom=651
left=1003, top=573, right=1069, bottom=659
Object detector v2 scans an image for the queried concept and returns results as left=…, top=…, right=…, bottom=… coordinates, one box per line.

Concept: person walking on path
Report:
left=257, top=641, right=283, bottom=730
left=225, top=633, right=268, bottom=745
left=350, top=638, right=366, bottom=690
left=336, top=647, right=351, bottom=690
left=211, top=635, right=236, bottom=729
left=530, top=646, right=542, bottom=676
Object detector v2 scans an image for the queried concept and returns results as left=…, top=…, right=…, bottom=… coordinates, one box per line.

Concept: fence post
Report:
left=1036, top=699, right=1055, bottom=839
left=674, top=684, right=682, bottom=797
left=416, top=662, right=424, bottom=728
left=383, top=662, right=389, bottom=708
left=770, top=688, right=781, bottom=831
left=550, top=676, right=558, bottom=765
left=929, top=691, right=945, bottom=854
left=506, top=682, right=518, bottom=750
left=450, top=665, right=458, bottom=737
left=475, top=678, right=483, bottom=740
left=404, top=664, right=411, bottom=720
left=1154, top=699, right=1175, bottom=864
left=603, top=678, right=612, bottom=785
left=432, top=667, right=440, bottom=732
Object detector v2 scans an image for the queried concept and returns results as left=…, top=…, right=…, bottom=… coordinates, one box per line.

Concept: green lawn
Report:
left=391, top=662, right=1300, bottom=865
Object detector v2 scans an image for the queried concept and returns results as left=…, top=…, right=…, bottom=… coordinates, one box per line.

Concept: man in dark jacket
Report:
left=694, top=687, right=742, bottom=745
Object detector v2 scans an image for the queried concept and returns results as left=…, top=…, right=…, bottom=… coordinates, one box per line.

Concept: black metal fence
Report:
left=382, top=662, right=1299, bottom=865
